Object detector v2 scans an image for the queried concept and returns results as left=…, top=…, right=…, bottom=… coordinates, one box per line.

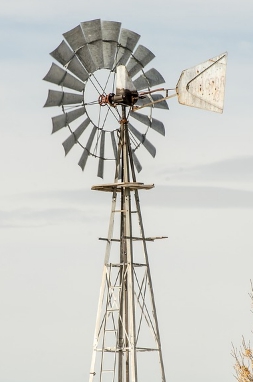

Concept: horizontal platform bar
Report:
left=96, top=347, right=158, bottom=352
left=105, top=262, right=147, bottom=267
left=92, top=182, right=154, bottom=192
left=99, top=236, right=168, bottom=242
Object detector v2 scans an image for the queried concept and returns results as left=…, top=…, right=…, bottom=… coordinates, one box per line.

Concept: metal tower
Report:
left=89, top=105, right=167, bottom=382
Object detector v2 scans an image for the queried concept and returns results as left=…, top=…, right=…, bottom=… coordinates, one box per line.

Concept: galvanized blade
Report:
left=133, top=68, right=165, bottom=90
left=81, top=19, right=102, bottom=43
left=67, top=56, right=89, bottom=82
left=176, top=52, right=227, bottom=113
left=127, top=45, right=155, bottom=78
left=115, top=28, right=140, bottom=66
left=135, top=94, right=169, bottom=110
left=81, top=19, right=104, bottom=70
left=76, top=45, right=97, bottom=73
left=103, top=41, right=118, bottom=70
left=78, top=126, right=97, bottom=170
left=102, top=20, right=121, bottom=41
left=97, top=130, right=105, bottom=178
left=102, top=20, right=121, bottom=69
left=111, top=131, right=117, bottom=159
left=44, top=90, right=83, bottom=107
left=63, top=24, right=87, bottom=51
left=87, top=41, right=104, bottom=70
left=131, top=149, right=142, bottom=173
left=130, top=111, right=165, bottom=136
left=52, top=107, right=85, bottom=133
left=128, top=123, right=156, bottom=157
left=50, top=40, right=74, bottom=66
left=43, top=63, right=85, bottom=92
left=62, top=117, right=90, bottom=155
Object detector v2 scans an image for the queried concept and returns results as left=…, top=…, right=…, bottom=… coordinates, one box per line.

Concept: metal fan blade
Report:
left=81, top=19, right=102, bottom=43
left=76, top=45, right=97, bottom=73
left=50, top=40, right=74, bottom=66
left=62, top=117, right=90, bottom=155
left=63, top=24, right=96, bottom=73
left=43, top=63, right=85, bottom=92
left=52, top=107, right=85, bottom=133
left=102, top=20, right=121, bottom=69
left=131, top=149, right=142, bottom=173
left=130, top=111, right=165, bottom=136
left=97, top=130, right=105, bottom=178
left=133, top=68, right=165, bottom=90
left=81, top=19, right=104, bottom=70
left=44, top=90, right=83, bottom=107
left=87, top=41, right=104, bottom=70
left=135, top=94, right=169, bottom=110
left=78, top=126, right=97, bottom=170
left=128, top=123, right=156, bottom=157
left=63, top=24, right=87, bottom=51
left=67, top=56, right=89, bottom=82
left=111, top=131, right=117, bottom=159
left=115, top=28, right=140, bottom=66
left=127, top=45, right=155, bottom=78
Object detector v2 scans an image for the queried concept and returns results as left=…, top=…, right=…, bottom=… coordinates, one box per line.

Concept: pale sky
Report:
left=1, top=1, right=253, bottom=382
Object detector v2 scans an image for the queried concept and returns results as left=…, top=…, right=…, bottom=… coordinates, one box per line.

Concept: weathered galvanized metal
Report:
left=176, top=53, right=227, bottom=113
left=44, top=90, right=83, bottom=107
left=128, top=123, right=156, bottom=158
left=126, top=45, right=155, bottom=78
left=133, top=68, right=165, bottom=90
left=43, top=63, right=85, bottom=92
left=51, top=107, right=85, bottom=133
left=44, top=19, right=167, bottom=179
left=78, top=126, right=97, bottom=171
left=129, top=111, right=165, bottom=136
left=62, top=118, right=91, bottom=155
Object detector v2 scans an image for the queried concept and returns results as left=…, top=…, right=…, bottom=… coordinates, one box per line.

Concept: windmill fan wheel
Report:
left=43, top=19, right=169, bottom=178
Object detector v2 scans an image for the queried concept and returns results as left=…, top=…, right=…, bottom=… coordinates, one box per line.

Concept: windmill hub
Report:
left=98, top=89, right=139, bottom=107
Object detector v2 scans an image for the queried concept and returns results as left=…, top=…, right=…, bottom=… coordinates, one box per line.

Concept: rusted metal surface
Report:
left=176, top=53, right=227, bottom=113
left=91, top=182, right=154, bottom=192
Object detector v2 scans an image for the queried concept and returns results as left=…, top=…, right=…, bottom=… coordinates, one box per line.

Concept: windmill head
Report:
left=43, top=19, right=227, bottom=179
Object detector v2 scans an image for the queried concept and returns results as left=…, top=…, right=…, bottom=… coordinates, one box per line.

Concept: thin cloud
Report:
left=0, top=207, right=101, bottom=228
left=2, top=184, right=253, bottom=230
left=142, top=185, right=253, bottom=209
left=163, top=156, right=253, bottom=185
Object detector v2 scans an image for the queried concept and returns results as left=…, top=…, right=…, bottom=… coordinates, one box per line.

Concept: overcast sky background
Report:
left=1, top=1, right=253, bottom=382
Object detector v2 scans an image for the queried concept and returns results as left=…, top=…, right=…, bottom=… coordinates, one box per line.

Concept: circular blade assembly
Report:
left=43, top=19, right=168, bottom=179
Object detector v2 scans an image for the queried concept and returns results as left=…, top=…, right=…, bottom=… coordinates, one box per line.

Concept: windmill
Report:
left=43, top=19, right=227, bottom=382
